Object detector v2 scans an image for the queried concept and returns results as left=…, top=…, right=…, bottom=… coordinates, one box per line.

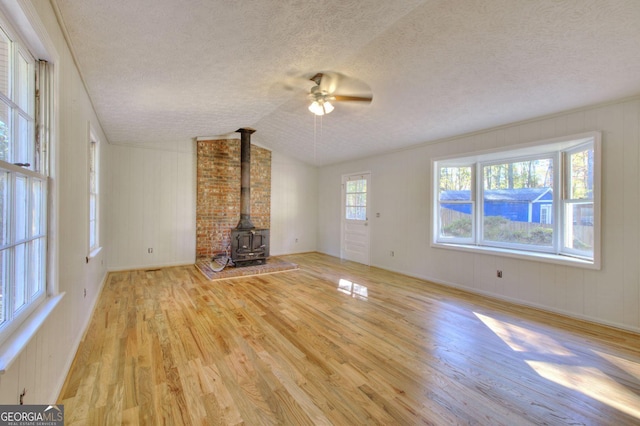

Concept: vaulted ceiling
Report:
left=51, top=0, right=640, bottom=166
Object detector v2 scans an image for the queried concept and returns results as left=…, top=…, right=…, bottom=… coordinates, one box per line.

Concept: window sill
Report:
left=87, top=246, right=102, bottom=263
left=432, top=242, right=599, bottom=270
left=0, top=293, right=65, bottom=374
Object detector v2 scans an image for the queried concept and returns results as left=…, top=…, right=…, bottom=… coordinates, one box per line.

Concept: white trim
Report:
left=432, top=242, right=596, bottom=269
left=368, top=260, right=640, bottom=335
left=87, top=123, right=100, bottom=255
left=107, top=261, right=195, bottom=273
left=432, top=131, right=600, bottom=268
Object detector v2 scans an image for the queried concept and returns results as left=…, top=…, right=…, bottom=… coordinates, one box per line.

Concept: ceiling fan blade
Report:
left=318, top=71, right=342, bottom=94
left=333, top=95, right=373, bottom=103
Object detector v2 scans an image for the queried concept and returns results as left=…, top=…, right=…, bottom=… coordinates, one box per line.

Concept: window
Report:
left=345, top=177, right=367, bottom=221
left=0, top=24, right=47, bottom=337
left=433, top=132, right=600, bottom=267
left=88, top=131, right=99, bottom=254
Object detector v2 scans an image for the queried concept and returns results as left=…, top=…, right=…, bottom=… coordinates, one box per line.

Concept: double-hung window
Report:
left=88, top=133, right=99, bottom=254
left=433, top=132, right=600, bottom=268
left=0, top=24, right=47, bottom=341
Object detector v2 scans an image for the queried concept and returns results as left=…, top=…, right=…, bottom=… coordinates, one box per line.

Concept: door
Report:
left=341, top=172, right=371, bottom=265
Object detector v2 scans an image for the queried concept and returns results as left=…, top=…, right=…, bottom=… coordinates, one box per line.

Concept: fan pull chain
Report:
left=313, top=113, right=323, bottom=164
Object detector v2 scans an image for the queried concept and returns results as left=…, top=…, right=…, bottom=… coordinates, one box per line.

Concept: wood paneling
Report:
left=107, top=144, right=196, bottom=270
left=59, top=253, right=640, bottom=424
left=318, top=97, right=640, bottom=332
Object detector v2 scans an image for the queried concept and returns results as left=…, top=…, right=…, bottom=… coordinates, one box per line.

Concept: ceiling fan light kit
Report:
left=308, top=99, right=334, bottom=116
left=306, top=72, right=372, bottom=116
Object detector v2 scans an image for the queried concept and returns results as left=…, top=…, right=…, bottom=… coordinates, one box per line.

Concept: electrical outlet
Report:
left=497, top=270, right=503, bottom=278
left=148, top=248, right=153, bottom=254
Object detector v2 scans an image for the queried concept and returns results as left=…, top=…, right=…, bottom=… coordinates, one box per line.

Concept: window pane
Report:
left=29, top=238, right=44, bottom=297
left=565, top=202, right=594, bottom=254
left=439, top=166, right=472, bottom=196
left=438, top=166, right=473, bottom=239
left=15, top=113, right=30, bottom=166
left=482, top=159, right=554, bottom=247
left=0, top=248, right=7, bottom=325
left=439, top=204, right=472, bottom=238
left=0, top=101, right=10, bottom=162
left=0, top=171, right=7, bottom=245
left=90, top=220, right=96, bottom=249
left=31, top=178, right=42, bottom=236
left=346, top=193, right=366, bottom=207
left=484, top=159, right=553, bottom=190
left=15, top=175, right=27, bottom=241
left=14, top=243, right=26, bottom=311
left=568, top=148, right=594, bottom=200
left=0, top=29, right=9, bottom=98
left=346, top=207, right=367, bottom=221
left=346, top=178, right=366, bottom=194
left=89, top=193, right=96, bottom=222
left=16, top=51, right=30, bottom=112
left=346, top=207, right=357, bottom=220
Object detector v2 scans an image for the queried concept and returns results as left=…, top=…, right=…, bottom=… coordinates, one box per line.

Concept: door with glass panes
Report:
left=341, top=172, right=370, bottom=265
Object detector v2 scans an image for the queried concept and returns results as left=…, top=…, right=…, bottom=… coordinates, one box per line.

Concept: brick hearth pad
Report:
left=195, top=256, right=298, bottom=281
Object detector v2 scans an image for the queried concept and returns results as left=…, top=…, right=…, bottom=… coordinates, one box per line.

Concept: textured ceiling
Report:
left=52, top=0, right=640, bottom=166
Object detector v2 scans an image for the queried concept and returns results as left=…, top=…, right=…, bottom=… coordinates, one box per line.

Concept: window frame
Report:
left=436, top=163, right=475, bottom=245
left=87, top=125, right=100, bottom=257
left=0, top=14, right=48, bottom=345
left=432, top=131, right=601, bottom=269
left=478, top=152, right=557, bottom=254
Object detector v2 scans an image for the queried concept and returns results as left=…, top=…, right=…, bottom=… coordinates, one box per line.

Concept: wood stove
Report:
left=230, top=128, right=270, bottom=267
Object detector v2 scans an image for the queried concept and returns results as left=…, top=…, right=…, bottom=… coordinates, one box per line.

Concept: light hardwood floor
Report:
left=58, top=253, right=640, bottom=425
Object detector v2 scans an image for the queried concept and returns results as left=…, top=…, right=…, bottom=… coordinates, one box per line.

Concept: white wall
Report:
left=107, top=145, right=318, bottom=268
left=270, top=151, right=318, bottom=255
left=107, top=142, right=196, bottom=270
left=0, top=0, right=108, bottom=403
left=318, top=97, right=640, bottom=332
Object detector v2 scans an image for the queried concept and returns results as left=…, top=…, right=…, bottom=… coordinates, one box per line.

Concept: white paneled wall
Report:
left=270, top=151, right=318, bottom=255
left=0, top=1, right=108, bottom=403
left=107, top=143, right=196, bottom=270
left=318, top=98, right=640, bottom=332
left=106, top=146, right=317, bottom=268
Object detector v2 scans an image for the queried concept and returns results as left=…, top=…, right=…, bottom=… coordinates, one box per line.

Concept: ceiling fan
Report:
left=306, top=72, right=373, bottom=116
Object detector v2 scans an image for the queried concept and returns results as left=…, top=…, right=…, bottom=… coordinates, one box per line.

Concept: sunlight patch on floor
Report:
left=526, top=361, right=640, bottom=419
left=475, top=311, right=640, bottom=420
left=592, top=349, right=640, bottom=381
left=474, top=312, right=572, bottom=355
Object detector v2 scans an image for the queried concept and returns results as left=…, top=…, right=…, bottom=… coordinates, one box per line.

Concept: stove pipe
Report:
left=235, top=127, right=255, bottom=230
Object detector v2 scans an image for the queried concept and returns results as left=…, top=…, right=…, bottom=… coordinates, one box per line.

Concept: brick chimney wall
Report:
left=196, top=139, right=271, bottom=258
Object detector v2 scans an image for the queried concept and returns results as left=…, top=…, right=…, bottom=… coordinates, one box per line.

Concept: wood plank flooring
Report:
left=58, top=253, right=640, bottom=425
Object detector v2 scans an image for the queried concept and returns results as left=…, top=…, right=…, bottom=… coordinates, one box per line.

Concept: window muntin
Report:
left=433, top=133, right=599, bottom=266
